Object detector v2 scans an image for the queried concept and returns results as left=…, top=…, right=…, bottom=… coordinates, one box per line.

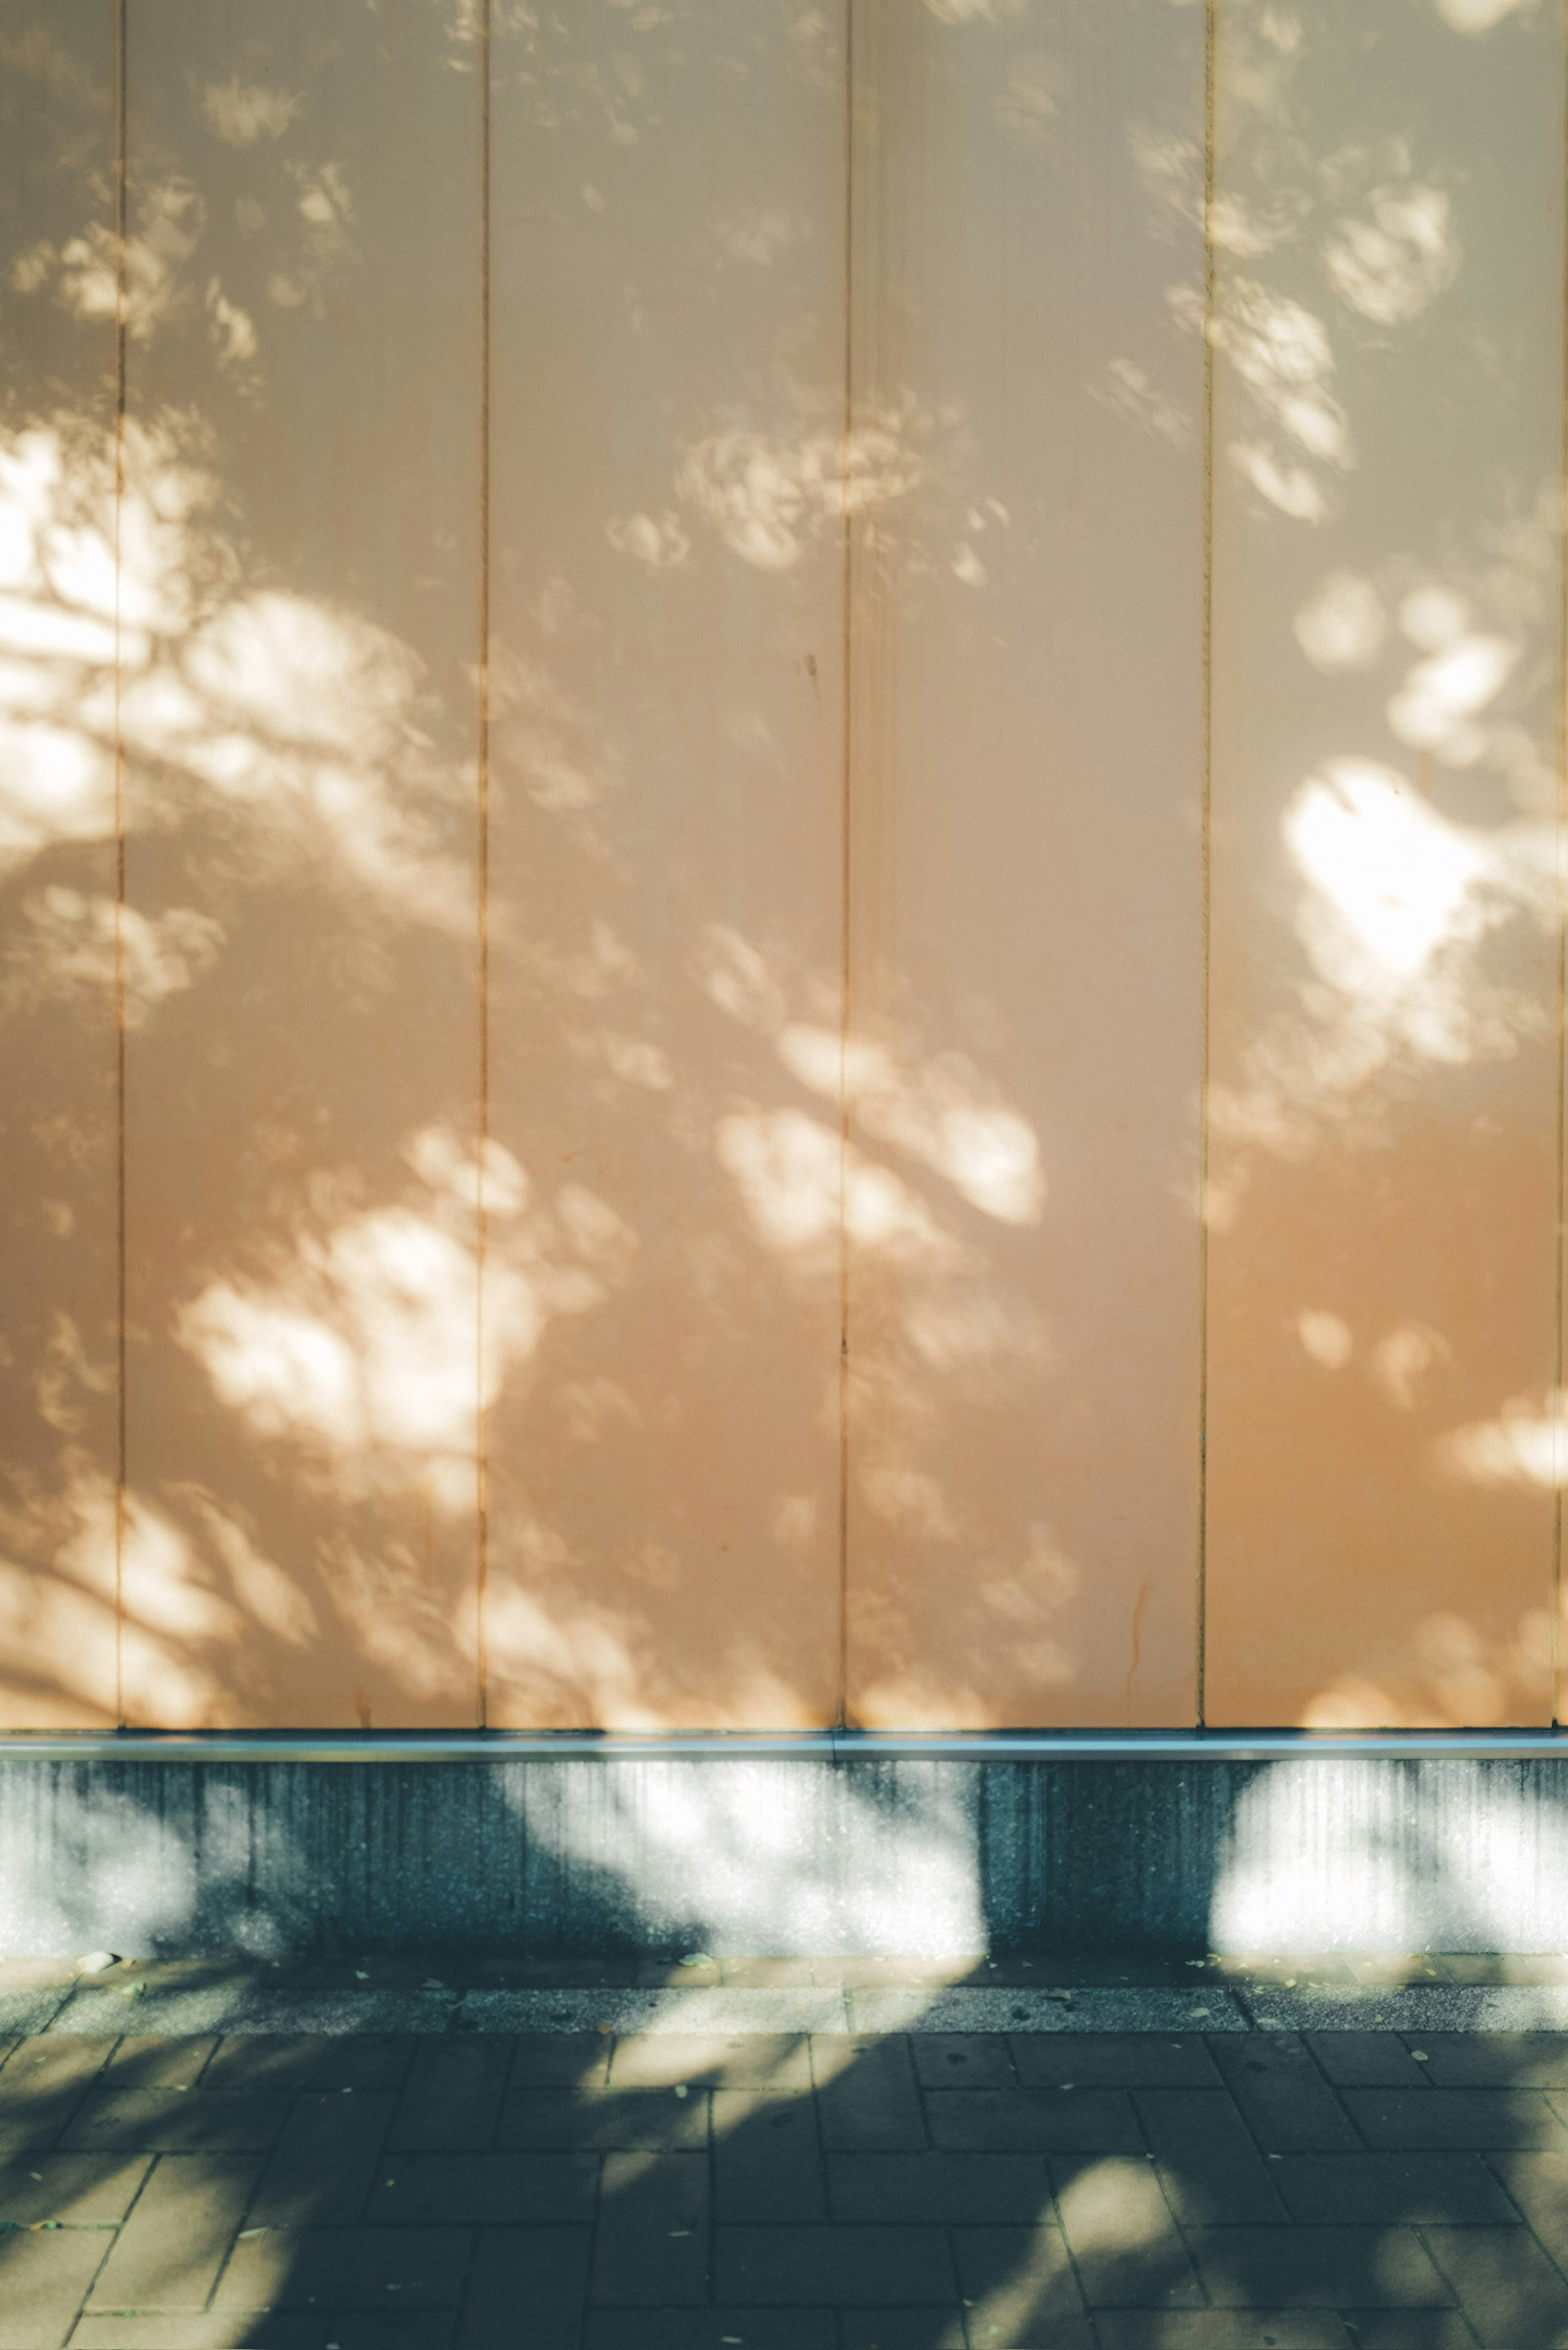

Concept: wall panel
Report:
left=120, top=0, right=484, bottom=1725
left=483, top=1, right=848, bottom=1726
left=1205, top=0, right=1565, bottom=1726
left=0, top=0, right=121, bottom=1724
left=842, top=0, right=1207, bottom=1726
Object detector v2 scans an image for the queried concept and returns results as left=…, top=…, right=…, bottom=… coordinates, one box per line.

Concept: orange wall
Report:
left=0, top=0, right=1561, bottom=1731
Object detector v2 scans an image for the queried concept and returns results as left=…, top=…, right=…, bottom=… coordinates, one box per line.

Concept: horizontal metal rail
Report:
left=0, top=1729, right=1564, bottom=1762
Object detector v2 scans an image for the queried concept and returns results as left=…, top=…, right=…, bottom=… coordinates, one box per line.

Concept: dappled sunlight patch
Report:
left=677, top=399, right=932, bottom=571
left=177, top=1123, right=628, bottom=1499
left=779, top=1025, right=1045, bottom=1224
left=855, top=1526, right=1081, bottom=1725
left=1209, top=748, right=1552, bottom=1203
left=1437, top=1386, right=1567, bottom=1490
left=0, top=1472, right=119, bottom=1726
left=501, top=1752, right=987, bottom=1950
left=1323, top=183, right=1459, bottom=325
left=3, top=890, right=222, bottom=1026
left=0, top=414, right=477, bottom=942
left=1211, top=1754, right=1568, bottom=1953
left=1300, top=1609, right=1551, bottom=1731
left=321, top=1532, right=477, bottom=1705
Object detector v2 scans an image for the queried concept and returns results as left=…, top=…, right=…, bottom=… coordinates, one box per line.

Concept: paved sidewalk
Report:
left=2, top=2022, right=1568, bottom=2347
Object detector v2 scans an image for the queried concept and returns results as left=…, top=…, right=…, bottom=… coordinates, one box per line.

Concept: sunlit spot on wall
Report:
left=1293, top=570, right=1388, bottom=671
left=924, top=0, right=1025, bottom=23
left=1386, top=632, right=1518, bottom=766
left=1285, top=760, right=1495, bottom=987
left=0, top=1475, right=120, bottom=1724
left=606, top=510, right=690, bottom=568
left=1437, top=1388, right=1566, bottom=1490
left=778, top=1024, right=1045, bottom=1224
left=178, top=1125, right=624, bottom=1499
left=1370, top=1320, right=1450, bottom=1410
left=677, top=407, right=926, bottom=570
left=174, top=1489, right=317, bottom=1646
left=1297, top=1309, right=1352, bottom=1369
left=484, top=1580, right=666, bottom=1729
left=3, top=891, right=223, bottom=1026
left=861, top=1466, right=962, bottom=1542
left=715, top=1108, right=944, bottom=1261
left=197, top=76, right=305, bottom=147
left=1218, top=280, right=1351, bottom=522
left=1435, top=0, right=1535, bottom=31
left=1323, top=185, right=1459, bottom=325
left=1298, top=1611, right=1551, bottom=1733
left=0, top=417, right=477, bottom=947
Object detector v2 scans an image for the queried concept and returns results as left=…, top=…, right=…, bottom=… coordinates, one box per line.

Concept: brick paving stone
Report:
left=200, top=2037, right=415, bottom=2092
left=835, top=2316, right=968, bottom=2350
left=949, top=2221, right=1094, bottom=2346
left=720, top=1958, right=821, bottom=1987
left=68, top=2318, right=322, bottom=2349
left=1049, top=2152, right=1202, bottom=2308
left=369, top=2149, right=598, bottom=2225
left=826, top=2150, right=1049, bottom=2224
left=456, top=2223, right=590, bottom=2346
left=0, top=2151, right=149, bottom=2224
left=102, top=2036, right=220, bottom=2089
left=0, top=2036, right=115, bottom=2152
left=715, top=2223, right=955, bottom=2305
left=213, top=2224, right=472, bottom=2309
left=86, top=2152, right=261, bottom=2310
left=1404, top=2033, right=1568, bottom=2087
left=714, top=2090, right=827, bottom=2221
left=508, top=2034, right=611, bottom=2087
left=926, top=2088, right=1140, bottom=2154
left=1093, top=2319, right=1353, bottom=2350
left=1207, top=2034, right=1362, bottom=2151
left=1343, top=2087, right=1568, bottom=2150
left=1423, top=2222, right=1568, bottom=2347
left=611, top=2036, right=813, bottom=2091
left=1301, top=2036, right=1434, bottom=2089
left=911, top=2036, right=1016, bottom=2090
left=62, top=2089, right=291, bottom=2153
left=388, top=2040, right=509, bottom=2151
left=1010, top=2036, right=1221, bottom=2090
left=592, top=2148, right=709, bottom=2305
left=249, top=2091, right=399, bottom=2226
left=1270, top=2148, right=1516, bottom=2223
left=499, top=2088, right=710, bottom=2151
left=1332, top=2319, right=1476, bottom=2350
left=316, top=2322, right=456, bottom=2350
left=1486, top=2147, right=1568, bottom=2261
left=0, top=2223, right=113, bottom=2350
left=813, top=2039, right=927, bottom=2150
left=1183, top=2225, right=1455, bottom=2308
left=586, top=2314, right=835, bottom=2350
left=1134, top=2089, right=1288, bottom=2222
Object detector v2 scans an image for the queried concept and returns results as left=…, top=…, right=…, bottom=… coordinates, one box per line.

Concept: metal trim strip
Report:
left=0, top=1729, right=1564, bottom=1762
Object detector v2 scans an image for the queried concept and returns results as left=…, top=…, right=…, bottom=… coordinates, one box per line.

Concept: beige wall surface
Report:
left=1205, top=0, right=1566, bottom=1729
left=0, top=0, right=120, bottom=1725
left=842, top=0, right=1205, bottom=1726
left=0, top=0, right=1563, bottom=1730
left=484, top=0, right=848, bottom=1728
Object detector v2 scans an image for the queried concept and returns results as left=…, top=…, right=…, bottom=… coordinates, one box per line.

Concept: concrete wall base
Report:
left=0, top=1755, right=1565, bottom=1958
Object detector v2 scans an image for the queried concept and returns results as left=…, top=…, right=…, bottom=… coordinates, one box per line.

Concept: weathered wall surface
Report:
left=0, top=0, right=1562, bottom=1731
left=2, top=1755, right=1567, bottom=1959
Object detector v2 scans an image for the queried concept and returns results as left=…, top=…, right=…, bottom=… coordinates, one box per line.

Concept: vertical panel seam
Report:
left=112, top=0, right=129, bottom=1729
left=476, top=0, right=493, bottom=1731
left=1197, top=0, right=1217, bottom=1733
left=1553, top=0, right=1568, bottom=1727
left=835, top=0, right=856, bottom=1733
